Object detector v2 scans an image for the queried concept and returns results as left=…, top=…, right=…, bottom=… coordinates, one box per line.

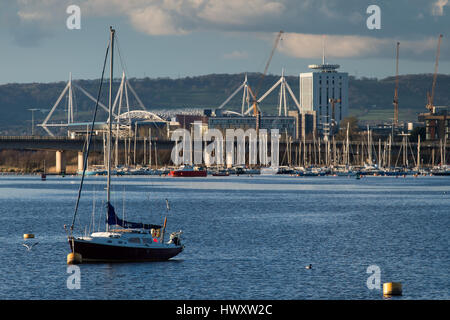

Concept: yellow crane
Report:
left=329, top=98, right=341, bottom=135
left=248, top=31, right=283, bottom=132
left=393, top=42, right=400, bottom=125
left=426, top=34, right=443, bottom=114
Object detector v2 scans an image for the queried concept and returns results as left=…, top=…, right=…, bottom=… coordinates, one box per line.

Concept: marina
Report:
left=0, top=174, right=449, bottom=299
left=0, top=1, right=449, bottom=306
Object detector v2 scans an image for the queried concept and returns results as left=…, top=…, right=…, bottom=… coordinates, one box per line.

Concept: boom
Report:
left=426, top=34, right=443, bottom=113
left=393, top=42, right=400, bottom=125
left=252, top=30, right=284, bottom=116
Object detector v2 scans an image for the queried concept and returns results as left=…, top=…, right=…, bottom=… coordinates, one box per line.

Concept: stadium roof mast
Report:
left=216, top=74, right=252, bottom=116
left=243, top=68, right=301, bottom=116
left=39, top=70, right=154, bottom=136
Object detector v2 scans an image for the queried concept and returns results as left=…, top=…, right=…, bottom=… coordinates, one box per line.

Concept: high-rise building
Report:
left=300, top=58, right=348, bottom=136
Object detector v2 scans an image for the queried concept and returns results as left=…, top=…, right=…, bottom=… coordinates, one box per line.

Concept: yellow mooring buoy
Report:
left=23, top=234, right=35, bottom=239
left=383, top=282, right=402, bottom=296
left=67, top=252, right=82, bottom=265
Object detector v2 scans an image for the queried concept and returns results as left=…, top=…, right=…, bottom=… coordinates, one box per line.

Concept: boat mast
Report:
left=106, top=26, right=115, bottom=231
left=346, top=122, right=349, bottom=167
left=417, top=135, right=421, bottom=171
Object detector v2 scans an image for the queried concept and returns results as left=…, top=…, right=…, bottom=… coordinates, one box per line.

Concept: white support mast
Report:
left=40, top=80, right=71, bottom=136
left=244, top=69, right=301, bottom=116
left=68, top=72, right=74, bottom=125
left=217, top=74, right=251, bottom=116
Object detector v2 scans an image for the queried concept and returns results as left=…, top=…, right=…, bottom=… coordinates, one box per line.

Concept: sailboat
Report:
left=66, top=27, right=183, bottom=263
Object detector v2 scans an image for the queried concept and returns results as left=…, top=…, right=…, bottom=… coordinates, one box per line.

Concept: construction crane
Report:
left=393, top=42, right=400, bottom=125
left=329, top=98, right=341, bottom=136
left=426, top=34, right=443, bottom=114
left=248, top=30, right=283, bottom=132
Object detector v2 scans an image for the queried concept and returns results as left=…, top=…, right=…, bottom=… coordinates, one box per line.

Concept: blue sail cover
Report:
left=107, top=202, right=161, bottom=230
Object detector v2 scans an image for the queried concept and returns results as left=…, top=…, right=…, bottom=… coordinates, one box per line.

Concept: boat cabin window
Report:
left=128, top=238, right=141, bottom=244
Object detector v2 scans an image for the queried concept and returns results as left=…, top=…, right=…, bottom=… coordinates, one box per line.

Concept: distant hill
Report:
left=0, top=73, right=449, bottom=135
left=348, top=74, right=450, bottom=123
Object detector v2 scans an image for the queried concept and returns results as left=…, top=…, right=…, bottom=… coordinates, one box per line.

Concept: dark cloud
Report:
left=0, top=1, right=54, bottom=47
left=2, top=0, right=448, bottom=59
left=228, top=0, right=449, bottom=39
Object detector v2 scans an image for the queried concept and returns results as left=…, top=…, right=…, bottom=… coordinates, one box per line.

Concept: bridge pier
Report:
left=77, top=151, right=84, bottom=172
left=55, top=150, right=66, bottom=174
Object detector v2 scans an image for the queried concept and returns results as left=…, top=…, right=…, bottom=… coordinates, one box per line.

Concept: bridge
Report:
left=0, top=135, right=173, bottom=174
left=0, top=135, right=176, bottom=152
left=0, top=135, right=446, bottom=173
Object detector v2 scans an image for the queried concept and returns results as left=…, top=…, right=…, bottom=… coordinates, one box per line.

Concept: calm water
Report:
left=0, top=174, right=448, bottom=300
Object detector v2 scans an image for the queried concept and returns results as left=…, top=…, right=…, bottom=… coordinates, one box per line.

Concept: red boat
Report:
left=169, top=165, right=207, bottom=177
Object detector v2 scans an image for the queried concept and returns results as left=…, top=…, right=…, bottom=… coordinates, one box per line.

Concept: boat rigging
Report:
left=66, top=27, right=183, bottom=263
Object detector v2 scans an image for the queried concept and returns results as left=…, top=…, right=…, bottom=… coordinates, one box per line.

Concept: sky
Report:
left=0, top=0, right=449, bottom=84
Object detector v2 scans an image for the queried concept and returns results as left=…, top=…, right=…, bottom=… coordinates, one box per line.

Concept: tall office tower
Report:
left=300, top=54, right=348, bottom=137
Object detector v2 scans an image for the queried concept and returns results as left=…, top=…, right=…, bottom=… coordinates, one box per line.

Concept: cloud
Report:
left=0, top=0, right=57, bottom=46
left=198, top=0, right=285, bottom=25
left=8, top=0, right=286, bottom=37
left=127, top=5, right=188, bottom=35
left=100, top=0, right=285, bottom=35
left=4, top=0, right=450, bottom=60
left=278, top=32, right=443, bottom=60
left=432, top=0, right=448, bottom=16
left=223, top=50, right=249, bottom=59
left=8, top=0, right=450, bottom=37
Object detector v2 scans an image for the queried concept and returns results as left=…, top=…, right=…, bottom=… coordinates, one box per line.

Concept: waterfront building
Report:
left=418, top=106, right=450, bottom=141
left=208, top=115, right=295, bottom=139
left=287, top=110, right=316, bottom=139
left=299, top=59, right=348, bottom=137
left=176, top=114, right=209, bottom=132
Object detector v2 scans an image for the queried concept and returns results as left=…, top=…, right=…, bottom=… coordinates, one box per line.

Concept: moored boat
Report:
left=212, top=170, right=229, bottom=176
left=260, top=166, right=279, bottom=175
left=68, top=203, right=183, bottom=262
left=66, top=27, right=183, bottom=263
left=169, top=165, right=207, bottom=177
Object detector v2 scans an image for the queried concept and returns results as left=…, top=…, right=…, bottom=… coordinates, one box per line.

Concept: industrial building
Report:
left=418, top=107, right=450, bottom=141
left=176, top=114, right=209, bottom=132
left=208, top=115, right=296, bottom=138
left=287, top=110, right=316, bottom=140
